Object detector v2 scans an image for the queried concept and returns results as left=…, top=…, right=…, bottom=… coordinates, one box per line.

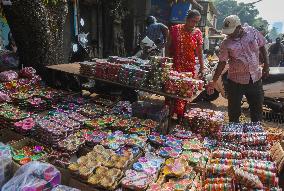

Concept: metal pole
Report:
left=74, top=0, right=79, bottom=36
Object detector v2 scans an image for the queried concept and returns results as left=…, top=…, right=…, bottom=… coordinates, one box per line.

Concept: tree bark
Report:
left=102, top=0, right=128, bottom=57
left=2, top=0, right=68, bottom=77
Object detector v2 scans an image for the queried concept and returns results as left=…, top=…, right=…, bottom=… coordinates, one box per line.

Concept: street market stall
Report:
left=0, top=60, right=283, bottom=190
left=46, top=56, right=204, bottom=132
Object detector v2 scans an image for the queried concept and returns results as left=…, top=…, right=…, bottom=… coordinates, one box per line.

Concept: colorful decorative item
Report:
left=122, top=169, right=153, bottom=191
left=12, top=145, right=46, bottom=164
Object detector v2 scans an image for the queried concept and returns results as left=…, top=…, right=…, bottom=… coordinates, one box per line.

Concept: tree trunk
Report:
left=102, top=0, right=128, bottom=57
left=2, top=0, right=68, bottom=78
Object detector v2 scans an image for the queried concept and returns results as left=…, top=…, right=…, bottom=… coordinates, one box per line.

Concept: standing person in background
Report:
left=268, top=37, right=284, bottom=67
left=166, top=9, right=204, bottom=122
left=207, top=15, right=269, bottom=123
left=145, top=16, right=169, bottom=56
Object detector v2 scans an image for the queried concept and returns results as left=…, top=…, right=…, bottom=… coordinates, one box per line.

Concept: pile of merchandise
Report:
left=183, top=108, right=225, bottom=138
left=69, top=145, right=133, bottom=190
left=79, top=56, right=204, bottom=98
left=0, top=104, right=30, bottom=129
left=2, top=161, right=78, bottom=191
left=12, top=142, right=49, bottom=165
left=164, top=71, right=204, bottom=97
left=203, top=122, right=282, bottom=190
left=0, top=67, right=283, bottom=191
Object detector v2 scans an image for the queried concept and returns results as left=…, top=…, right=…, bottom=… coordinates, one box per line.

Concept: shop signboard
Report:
left=170, top=1, right=191, bottom=24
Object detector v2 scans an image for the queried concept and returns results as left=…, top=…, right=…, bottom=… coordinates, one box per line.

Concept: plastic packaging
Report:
left=234, top=168, right=263, bottom=189
left=241, top=167, right=278, bottom=187
left=203, top=183, right=235, bottom=191
left=51, top=185, right=80, bottom=191
left=212, top=150, right=242, bottom=159
left=0, top=142, right=13, bottom=188
left=2, top=161, right=61, bottom=191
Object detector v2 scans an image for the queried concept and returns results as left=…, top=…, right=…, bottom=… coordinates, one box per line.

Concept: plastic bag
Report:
left=0, top=70, right=18, bottom=82
left=0, top=142, right=13, bottom=188
left=51, top=185, right=80, bottom=191
left=2, top=161, right=61, bottom=191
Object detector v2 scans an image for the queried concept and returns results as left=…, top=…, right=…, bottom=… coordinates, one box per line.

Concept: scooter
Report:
left=70, top=18, right=95, bottom=63
left=70, top=33, right=91, bottom=62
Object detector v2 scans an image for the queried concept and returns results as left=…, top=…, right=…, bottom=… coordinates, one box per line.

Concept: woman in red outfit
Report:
left=166, top=9, right=205, bottom=120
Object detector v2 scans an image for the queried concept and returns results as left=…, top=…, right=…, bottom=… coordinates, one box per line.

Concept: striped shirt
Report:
left=219, top=26, right=266, bottom=84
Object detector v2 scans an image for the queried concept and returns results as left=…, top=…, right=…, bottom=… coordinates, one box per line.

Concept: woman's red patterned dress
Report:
left=170, top=24, right=203, bottom=116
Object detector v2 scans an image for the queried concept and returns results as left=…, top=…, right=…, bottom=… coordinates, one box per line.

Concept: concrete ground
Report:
left=140, top=92, right=284, bottom=134
left=192, top=96, right=284, bottom=134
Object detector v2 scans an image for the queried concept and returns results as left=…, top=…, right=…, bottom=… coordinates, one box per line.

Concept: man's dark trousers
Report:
left=227, top=78, right=264, bottom=122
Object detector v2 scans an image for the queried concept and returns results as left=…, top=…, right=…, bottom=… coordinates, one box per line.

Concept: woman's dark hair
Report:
left=186, top=9, right=201, bottom=20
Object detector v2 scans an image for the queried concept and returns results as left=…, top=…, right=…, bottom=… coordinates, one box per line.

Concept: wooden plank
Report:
left=47, top=63, right=81, bottom=75
left=46, top=63, right=202, bottom=102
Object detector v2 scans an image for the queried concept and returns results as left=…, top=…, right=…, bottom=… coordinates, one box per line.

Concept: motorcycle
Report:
left=70, top=18, right=94, bottom=62
left=70, top=33, right=91, bottom=62
left=51, top=18, right=91, bottom=91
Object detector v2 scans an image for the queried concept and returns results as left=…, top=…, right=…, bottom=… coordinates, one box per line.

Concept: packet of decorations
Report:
left=0, top=142, right=13, bottom=188
left=2, top=161, right=61, bottom=191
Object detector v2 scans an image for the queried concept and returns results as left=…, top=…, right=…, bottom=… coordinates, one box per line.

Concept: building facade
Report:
left=149, top=0, right=219, bottom=51
left=63, top=0, right=151, bottom=62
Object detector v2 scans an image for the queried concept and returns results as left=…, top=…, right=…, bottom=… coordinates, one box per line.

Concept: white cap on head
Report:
left=222, top=15, right=241, bottom=35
